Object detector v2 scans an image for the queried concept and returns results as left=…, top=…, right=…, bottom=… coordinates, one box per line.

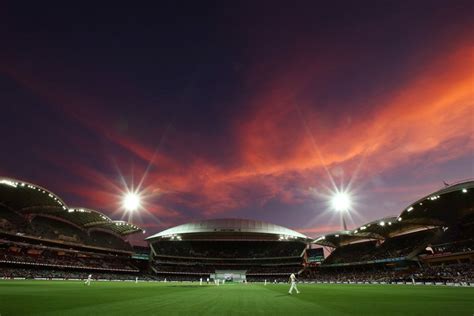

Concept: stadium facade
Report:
left=146, top=218, right=311, bottom=281
left=0, top=177, right=149, bottom=280
left=0, top=176, right=473, bottom=285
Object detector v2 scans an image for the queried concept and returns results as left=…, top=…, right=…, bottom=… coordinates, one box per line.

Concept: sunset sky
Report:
left=1, top=1, right=473, bottom=242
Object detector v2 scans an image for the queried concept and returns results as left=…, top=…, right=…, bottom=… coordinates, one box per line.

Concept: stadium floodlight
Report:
left=331, top=192, right=351, bottom=212
left=462, top=188, right=467, bottom=193
left=123, top=192, right=141, bottom=211
left=330, top=191, right=352, bottom=231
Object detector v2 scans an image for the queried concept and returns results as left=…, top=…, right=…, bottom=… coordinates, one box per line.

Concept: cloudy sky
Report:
left=1, top=1, right=473, bottom=242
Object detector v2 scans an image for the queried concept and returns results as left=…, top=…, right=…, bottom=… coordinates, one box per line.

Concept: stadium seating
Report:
left=1, top=266, right=159, bottom=281
left=89, top=231, right=133, bottom=251
left=153, top=240, right=305, bottom=259
left=301, top=263, right=474, bottom=284
left=323, top=229, right=438, bottom=264
left=151, top=261, right=302, bottom=275
left=0, top=245, right=139, bottom=272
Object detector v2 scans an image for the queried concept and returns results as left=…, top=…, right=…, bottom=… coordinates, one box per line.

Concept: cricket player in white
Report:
left=288, top=273, right=300, bottom=294
left=135, top=277, right=138, bottom=284
left=200, top=277, right=202, bottom=285
left=85, top=274, right=92, bottom=286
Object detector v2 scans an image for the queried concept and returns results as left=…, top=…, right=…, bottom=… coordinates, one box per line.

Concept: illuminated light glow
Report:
left=379, top=221, right=385, bottom=226
left=0, top=179, right=18, bottom=188
left=462, top=188, right=467, bottom=193
left=123, top=192, right=141, bottom=211
left=407, top=206, right=414, bottom=212
left=331, top=192, right=351, bottom=212
left=398, top=217, right=402, bottom=222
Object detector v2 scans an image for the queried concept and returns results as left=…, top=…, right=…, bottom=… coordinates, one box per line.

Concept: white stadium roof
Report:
left=146, top=218, right=309, bottom=240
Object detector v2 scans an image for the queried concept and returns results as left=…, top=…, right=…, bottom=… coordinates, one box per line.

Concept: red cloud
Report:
left=1, top=33, right=472, bottom=236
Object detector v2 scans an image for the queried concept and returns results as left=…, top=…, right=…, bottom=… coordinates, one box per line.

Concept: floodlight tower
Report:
left=331, top=192, right=351, bottom=230
left=123, top=192, right=141, bottom=212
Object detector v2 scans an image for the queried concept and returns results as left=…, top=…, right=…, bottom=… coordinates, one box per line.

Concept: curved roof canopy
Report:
left=355, top=216, right=427, bottom=239
left=312, top=230, right=373, bottom=248
left=63, top=208, right=143, bottom=236
left=147, top=218, right=309, bottom=241
left=313, top=180, right=474, bottom=247
left=312, top=216, right=430, bottom=247
left=0, top=178, right=142, bottom=236
left=397, top=180, right=473, bottom=226
left=0, top=178, right=66, bottom=212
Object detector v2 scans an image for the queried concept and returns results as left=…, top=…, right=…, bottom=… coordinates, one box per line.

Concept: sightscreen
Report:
left=212, top=270, right=247, bottom=282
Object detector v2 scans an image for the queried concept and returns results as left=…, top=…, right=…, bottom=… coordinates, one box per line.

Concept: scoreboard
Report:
left=306, top=248, right=324, bottom=263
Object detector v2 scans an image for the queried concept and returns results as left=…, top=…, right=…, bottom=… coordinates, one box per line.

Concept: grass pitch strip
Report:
left=0, top=281, right=473, bottom=315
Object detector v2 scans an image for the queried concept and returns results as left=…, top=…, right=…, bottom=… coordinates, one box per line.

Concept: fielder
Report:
left=200, top=277, right=203, bottom=285
left=84, top=274, right=92, bottom=286
left=288, top=273, right=300, bottom=294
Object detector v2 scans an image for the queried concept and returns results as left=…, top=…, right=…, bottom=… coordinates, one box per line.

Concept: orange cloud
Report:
left=158, top=37, right=473, bottom=218
left=1, top=31, right=472, bottom=234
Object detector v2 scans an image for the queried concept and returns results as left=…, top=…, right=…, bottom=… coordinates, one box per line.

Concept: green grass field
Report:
left=0, top=281, right=473, bottom=315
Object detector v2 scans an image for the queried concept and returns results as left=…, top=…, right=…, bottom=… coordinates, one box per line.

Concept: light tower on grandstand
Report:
left=123, top=191, right=141, bottom=212
left=331, top=191, right=351, bottom=230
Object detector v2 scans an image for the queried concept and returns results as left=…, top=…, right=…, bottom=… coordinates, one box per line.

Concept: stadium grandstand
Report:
left=0, top=177, right=156, bottom=281
left=1, top=177, right=473, bottom=286
left=146, top=218, right=311, bottom=282
left=304, top=180, right=474, bottom=284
